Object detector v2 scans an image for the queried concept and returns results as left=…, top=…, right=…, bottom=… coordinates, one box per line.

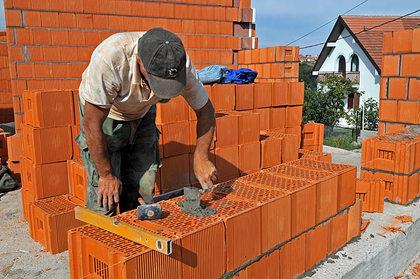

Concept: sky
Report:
left=253, top=0, right=420, bottom=55
left=0, top=0, right=418, bottom=56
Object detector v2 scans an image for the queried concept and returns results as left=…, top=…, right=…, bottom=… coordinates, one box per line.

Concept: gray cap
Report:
left=138, top=28, right=187, bottom=99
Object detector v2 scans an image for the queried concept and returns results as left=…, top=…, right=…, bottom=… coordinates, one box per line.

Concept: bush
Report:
left=303, top=75, right=359, bottom=127
left=363, top=98, right=379, bottom=131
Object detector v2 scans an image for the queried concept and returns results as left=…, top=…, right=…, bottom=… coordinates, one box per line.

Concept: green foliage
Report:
left=363, top=97, right=379, bottom=131
left=303, top=75, right=359, bottom=127
left=299, top=61, right=317, bottom=90
left=324, top=136, right=361, bottom=150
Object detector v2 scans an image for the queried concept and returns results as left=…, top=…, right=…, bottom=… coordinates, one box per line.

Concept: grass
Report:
left=324, top=135, right=361, bottom=151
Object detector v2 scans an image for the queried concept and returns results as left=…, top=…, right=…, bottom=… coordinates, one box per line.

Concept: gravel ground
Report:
left=0, top=190, right=70, bottom=278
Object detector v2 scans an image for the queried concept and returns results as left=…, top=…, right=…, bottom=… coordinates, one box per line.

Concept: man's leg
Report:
left=76, top=100, right=129, bottom=215
left=119, top=106, right=160, bottom=212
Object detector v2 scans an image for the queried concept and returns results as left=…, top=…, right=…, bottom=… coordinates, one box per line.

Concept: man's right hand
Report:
left=98, top=174, right=122, bottom=211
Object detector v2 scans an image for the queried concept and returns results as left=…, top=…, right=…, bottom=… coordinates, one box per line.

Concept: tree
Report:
left=299, top=61, right=317, bottom=90
left=303, top=75, right=359, bottom=127
left=363, top=97, right=379, bottom=131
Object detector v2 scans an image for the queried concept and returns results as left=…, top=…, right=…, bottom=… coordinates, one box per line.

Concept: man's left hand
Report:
left=193, top=156, right=217, bottom=191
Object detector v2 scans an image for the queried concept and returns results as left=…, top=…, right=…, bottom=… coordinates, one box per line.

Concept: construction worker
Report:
left=77, top=28, right=217, bottom=216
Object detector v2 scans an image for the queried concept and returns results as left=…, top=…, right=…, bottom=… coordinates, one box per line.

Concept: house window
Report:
left=338, top=55, right=346, bottom=77
left=347, top=93, right=360, bottom=109
left=351, top=55, right=359, bottom=72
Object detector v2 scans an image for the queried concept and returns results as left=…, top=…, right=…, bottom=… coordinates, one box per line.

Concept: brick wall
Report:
left=0, top=31, right=14, bottom=123
left=379, top=27, right=420, bottom=134
left=4, top=0, right=256, bottom=112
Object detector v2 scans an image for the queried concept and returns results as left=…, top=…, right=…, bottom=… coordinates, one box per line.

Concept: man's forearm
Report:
left=194, top=100, right=215, bottom=160
left=85, top=126, right=112, bottom=178
left=85, top=122, right=113, bottom=177
left=83, top=102, right=113, bottom=178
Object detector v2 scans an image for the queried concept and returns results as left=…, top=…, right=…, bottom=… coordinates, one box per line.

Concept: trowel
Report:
left=136, top=186, right=216, bottom=220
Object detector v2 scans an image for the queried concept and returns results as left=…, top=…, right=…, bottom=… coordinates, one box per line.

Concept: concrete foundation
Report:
left=303, top=200, right=420, bottom=279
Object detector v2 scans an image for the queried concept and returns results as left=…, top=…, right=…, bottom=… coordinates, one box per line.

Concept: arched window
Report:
left=351, top=54, right=359, bottom=72
left=338, top=55, right=346, bottom=77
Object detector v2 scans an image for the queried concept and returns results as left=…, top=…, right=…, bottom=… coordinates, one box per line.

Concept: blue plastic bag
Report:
left=222, top=68, right=258, bottom=84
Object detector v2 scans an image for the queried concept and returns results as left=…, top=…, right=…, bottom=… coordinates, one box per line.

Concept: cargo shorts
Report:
left=75, top=101, right=160, bottom=216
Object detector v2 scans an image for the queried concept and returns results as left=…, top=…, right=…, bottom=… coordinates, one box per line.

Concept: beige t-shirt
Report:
left=79, top=32, right=208, bottom=121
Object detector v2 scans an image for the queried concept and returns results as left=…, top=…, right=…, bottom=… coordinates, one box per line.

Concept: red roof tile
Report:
left=341, top=16, right=420, bottom=69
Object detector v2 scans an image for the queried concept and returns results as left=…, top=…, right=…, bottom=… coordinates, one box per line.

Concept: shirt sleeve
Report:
left=79, top=53, right=121, bottom=108
left=181, top=57, right=209, bottom=110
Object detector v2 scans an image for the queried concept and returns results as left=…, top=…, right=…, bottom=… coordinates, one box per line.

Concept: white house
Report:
left=313, top=16, right=420, bottom=111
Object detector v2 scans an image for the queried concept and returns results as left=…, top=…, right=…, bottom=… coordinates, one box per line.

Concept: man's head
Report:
left=138, top=28, right=187, bottom=99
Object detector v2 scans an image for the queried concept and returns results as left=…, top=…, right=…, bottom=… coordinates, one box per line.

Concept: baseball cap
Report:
left=138, top=28, right=187, bottom=99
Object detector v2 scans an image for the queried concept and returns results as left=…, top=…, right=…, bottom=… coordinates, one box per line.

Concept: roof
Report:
left=313, top=16, right=420, bottom=74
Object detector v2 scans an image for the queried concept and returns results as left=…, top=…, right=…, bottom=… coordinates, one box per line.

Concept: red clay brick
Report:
left=356, top=178, right=385, bottom=213
left=393, top=29, right=413, bottom=53
left=382, top=55, right=400, bottom=77
left=401, top=54, right=420, bottom=77
left=269, top=107, right=286, bottom=130
left=226, top=206, right=261, bottom=270
left=305, top=220, right=330, bottom=270
left=156, top=96, right=189, bottom=125
left=279, top=233, right=306, bottom=279
left=215, top=114, right=239, bottom=148
left=23, top=90, right=74, bottom=128
left=383, top=32, right=393, bottom=54
left=215, top=146, right=239, bottom=181
left=291, top=183, right=316, bottom=236
left=161, top=121, right=190, bottom=157
left=238, top=142, right=260, bottom=175
left=21, top=157, right=69, bottom=199
left=160, top=154, right=190, bottom=193
left=235, top=84, right=254, bottom=110
left=379, top=100, right=398, bottom=122
left=5, top=10, right=22, bottom=26
left=288, top=82, right=304, bottom=105
left=408, top=78, right=420, bottom=101
left=398, top=101, right=417, bottom=124
left=211, top=84, right=235, bottom=112
left=388, top=78, right=408, bottom=100
left=254, top=83, right=272, bottom=108
left=6, top=133, right=21, bottom=162
left=29, top=195, right=84, bottom=254
left=330, top=211, right=349, bottom=253
left=347, top=199, right=362, bottom=241
left=261, top=195, right=291, bottom=251
left=286, top=106, right=303, bottom=128
left=260, top=137, right=282, bottom=169
left=67, top=160, right=87, bottom=206
left=315, top=175, right=338, bottom=222
left=253, top=108, right=270, bottom=131
left=236, top=112, right=260, bottom=144
left=21, top=125, right=72, bottom=164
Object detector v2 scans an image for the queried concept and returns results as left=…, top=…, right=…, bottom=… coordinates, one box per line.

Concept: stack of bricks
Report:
left=379, top=27, right=419, bottom=134
left=68, top=158, right=360, bottom=279
left=356, top=178, right=385, bottom=213
left=238, top=46, right=300, bottom=83
left=360, top=128, right=420, bottom=206
left=359, top=27, right=420, bottom=210
left=4, top=0, right=256, bottom=98
left=156, top=79, right=304, bottom=194
left=0, top=32, right=14, bottom=123
left=20, top=89, right=84, bottom=254
left=301, top=122, right=324, bottom=152
left=0, top=32, right=14, bottom=168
